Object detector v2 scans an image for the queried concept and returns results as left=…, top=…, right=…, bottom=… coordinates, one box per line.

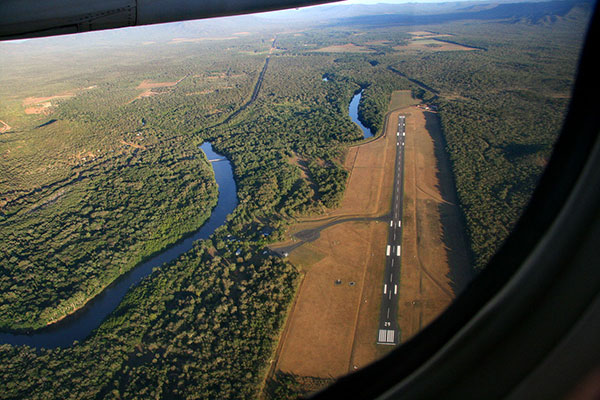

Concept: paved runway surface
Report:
left=377, top=115, right=406, bottom=346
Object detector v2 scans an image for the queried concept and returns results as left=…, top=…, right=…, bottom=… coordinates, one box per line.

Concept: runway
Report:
left=377, top=114, right=406, bottom=345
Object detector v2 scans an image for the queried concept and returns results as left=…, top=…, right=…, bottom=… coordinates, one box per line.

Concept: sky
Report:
left=341, top=0, right=473, bottom=3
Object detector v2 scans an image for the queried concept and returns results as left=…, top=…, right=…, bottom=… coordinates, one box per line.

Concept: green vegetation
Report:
left=0, top=1, right=591, bottom=397
left=264, top=371, right=335, bottom=399
left=0, top=242, right=298, bottom=399
left=383, top=21, right=587, bottom=268
left=0, top=132, right=219, bottom=329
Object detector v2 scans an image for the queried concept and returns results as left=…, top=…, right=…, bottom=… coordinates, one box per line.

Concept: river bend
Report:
left=0, top=143, right=237, bottom=348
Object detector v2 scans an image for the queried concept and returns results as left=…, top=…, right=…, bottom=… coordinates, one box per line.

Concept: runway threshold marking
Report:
left=377, top=329, right=396, bottom=345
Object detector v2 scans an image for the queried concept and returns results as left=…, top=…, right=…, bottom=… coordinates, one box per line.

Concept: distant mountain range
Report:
left=148, top=0, right=595, bottom=37
left=2, top=0, right=594, bottom=49
left=257, top=0, right=595, bottom=26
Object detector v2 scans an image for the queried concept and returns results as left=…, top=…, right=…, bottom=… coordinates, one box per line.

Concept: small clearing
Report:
left=130, top=77, right=186, bottom=102
left=394, top=38, right=479, bottom=52
left=312, top=43, right=374, bottom=53
left=365, top=40, right=392, bottom=45
left=408, top=31, right=453, bottom=38
left=22, top=93, right=75, bottom=115
left=21, top=86, right=96, bottom=115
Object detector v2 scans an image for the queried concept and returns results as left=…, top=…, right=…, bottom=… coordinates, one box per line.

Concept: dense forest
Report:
left=381, top=20, right=588, bottom=267
left=0, top=241, right=299, bottom=399
left=0, top=0, right=592, bottom=397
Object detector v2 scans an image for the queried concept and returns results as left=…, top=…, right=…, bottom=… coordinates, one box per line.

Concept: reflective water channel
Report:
left=0, top=142, right=237, bottom=348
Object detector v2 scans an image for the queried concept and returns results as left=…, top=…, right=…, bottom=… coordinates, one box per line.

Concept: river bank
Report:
left=0, top=143, right=237, bottom=348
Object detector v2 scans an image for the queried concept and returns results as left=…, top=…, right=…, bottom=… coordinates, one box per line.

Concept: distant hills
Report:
left=2, top=0, right=594, bottom=50
left=259, top=0, right=595, bottom=26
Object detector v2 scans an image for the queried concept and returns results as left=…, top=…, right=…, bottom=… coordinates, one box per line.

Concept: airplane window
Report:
left=0, top=0, right=594, bottom=398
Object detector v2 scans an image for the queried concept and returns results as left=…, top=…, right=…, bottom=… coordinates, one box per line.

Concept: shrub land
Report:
left=0, top=1, right=591, bottom=397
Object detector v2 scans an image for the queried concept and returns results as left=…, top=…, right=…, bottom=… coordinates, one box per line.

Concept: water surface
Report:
left=349, top=90, right=373, bottom=139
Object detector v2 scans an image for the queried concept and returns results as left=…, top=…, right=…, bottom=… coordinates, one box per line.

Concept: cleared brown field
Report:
left=268, top=93, right=472, bottom=392
left=130, top=77, right=186, bottom=102
left=396, top=107, right=473, bottom=342
left=22, top=92, right=76, bottom=114
left=407, top=31, right=453, bottom=38
left=136, top=79, right=184, bottom=89
left=389, top=90, right=420, bottom=111
left=271, top=95, right=400, bottom=381
left=312, top=43, right=374, bottom=53
left=394, top=38, right=479, bottom=52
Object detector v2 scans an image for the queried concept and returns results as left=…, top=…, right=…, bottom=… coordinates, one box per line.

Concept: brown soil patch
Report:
left=389, top=90, right=420, bottom=111
left=312, top=43, right=374, bottom=53
left=365, top=40, right=392, bottom=45
left=394, top=39, right=479, bottom=52
left=130, top=77, right=185, bottom=102
left=22, top=93, right=75, bottom=115
left=132, top=90, right=160, bottom=101
left=276, top=221, right=380, bottom=377
left=76, top=150, right=97, bottom=160
left=21, top=87, right=96, bottom=115
left=408, top=31, right=453, bottom=38
left=288, top=153, right=310, bottom=181
left=22, top=93, right=75, bottom=106
left=272, top=96, right=399, bottom=381
left=396, top=107, right=473, bottom=343
left=136, top=79, right=184, bottom=90
left=24, top=104, right=52, bottom=115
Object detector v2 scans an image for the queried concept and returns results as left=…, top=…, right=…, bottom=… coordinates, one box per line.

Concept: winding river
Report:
left=0, top=142, right=237, bottom=348
left=349, top=89, right=373, bottom=139
left=2, top=90, right=368, bottom=348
